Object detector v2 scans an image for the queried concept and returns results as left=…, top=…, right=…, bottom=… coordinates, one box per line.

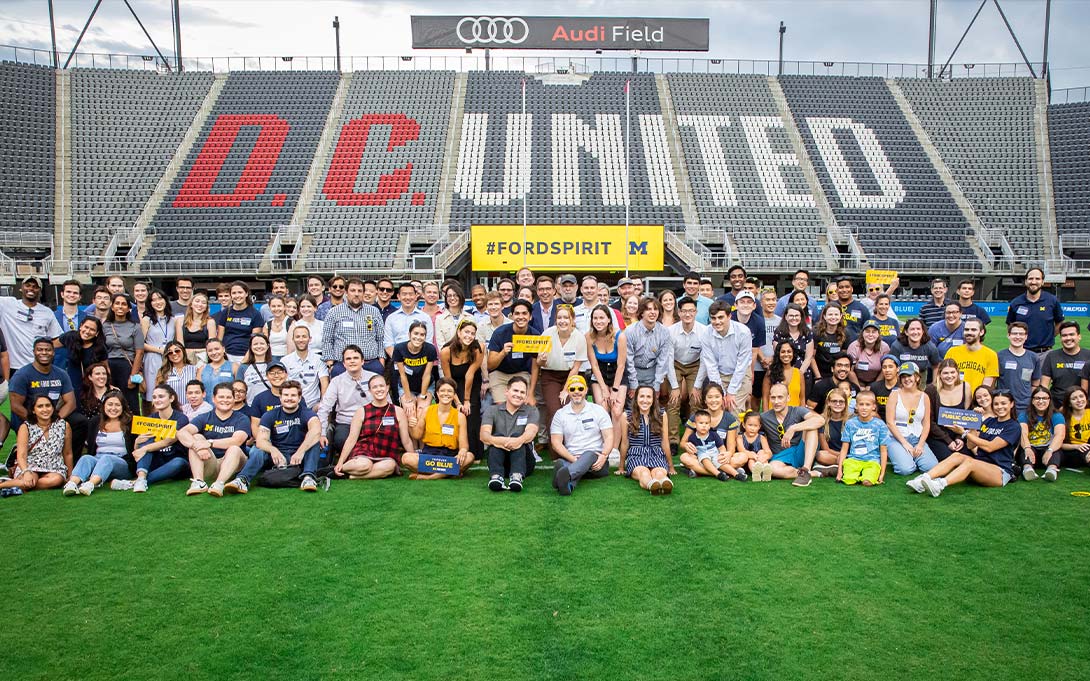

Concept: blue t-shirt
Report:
left=259, top=405, right=316, bottom=456
left=732, top=311, right=765, bottom=350
left=249, top=390, right=282, bottom=419
left=997, top=349, right=1040, bottom=412
left=200, top=363, right=237, bottom=404
left=688, top=429, right=725, bottom=458
left=215, top=306, right=263, bottom=356
left=1006, top=292, right=1063, bottom=350
left=928, top=320, right=965, bottom=356
left=189, top=409, right=251, bottom=456
left=487, top=322, right=542, bottom=374
left=10, top=364, right=74, bottom=405
left=841, top=300, right=871, bottom=342
left=958, top=302, right=991, bottom=326
left=841, top=416, right=890, bottom=463
left=975, top=417, right=1021, bottom=476
left=1018, top=411, right=1065, bottom=449
left=872, top=317, right=901, bottom=347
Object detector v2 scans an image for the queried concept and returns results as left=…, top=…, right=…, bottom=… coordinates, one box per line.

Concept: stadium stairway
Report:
left=1034, top=79, right=1062, bottom=270
left=654, top=75, right=700, bottom=231
left=53, top=70, right=71, bottom=270
left=434, top=72, right=468, bottom=230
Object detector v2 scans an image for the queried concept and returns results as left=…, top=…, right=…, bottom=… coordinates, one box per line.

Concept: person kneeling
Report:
left=402, top=378, right=474, bottom=479
left=550, top=375, right=613, bottom=496
left=836, top=390, right=889, bottom=486
left=335, top=375, right=414, bottom=480
left=224, top=380, right=323, bottom=493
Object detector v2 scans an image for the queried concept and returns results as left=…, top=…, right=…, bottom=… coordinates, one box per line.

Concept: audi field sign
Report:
left=411, top=16, right=709, bottom=51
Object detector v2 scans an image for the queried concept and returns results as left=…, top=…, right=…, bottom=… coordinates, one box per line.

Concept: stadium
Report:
left=1, top=3, right=1089, bottom=680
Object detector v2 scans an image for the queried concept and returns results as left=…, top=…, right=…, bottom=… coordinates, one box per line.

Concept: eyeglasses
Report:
left=377, top=286, right=394, bottom=293
left=1032, top=395, right=1051, bottom=401
left=568, top=386, right=586, bottom=393
left=232, top=387, right=247, bottom=394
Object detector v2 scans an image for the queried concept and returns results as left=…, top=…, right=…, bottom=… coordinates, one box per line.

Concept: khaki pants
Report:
left=722, top=371, right=753, bottom=416
left=665, top=361, right=700, bottom=446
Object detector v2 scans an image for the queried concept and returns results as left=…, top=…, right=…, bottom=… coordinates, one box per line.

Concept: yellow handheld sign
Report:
left=131, top=416, right=177, bottom=440
left=865, top=269, right=898, bottom=286
left=512, top=335, right=552, bottom=354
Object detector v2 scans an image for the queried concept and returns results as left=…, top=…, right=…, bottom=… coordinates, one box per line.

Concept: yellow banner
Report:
left=865, top=269, right=898, bottom=286
left=471, top=224, right=664, bottom=271
left=512, top=335, right=552, bottom=353
left=132, top=416, right=177, bottom=439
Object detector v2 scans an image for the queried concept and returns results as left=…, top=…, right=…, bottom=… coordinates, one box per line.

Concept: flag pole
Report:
left=522, top=78, right=528, bottom=272
left=625, top=79, right=631, bottom=278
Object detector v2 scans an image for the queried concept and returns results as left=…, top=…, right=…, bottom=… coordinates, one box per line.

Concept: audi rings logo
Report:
left=456, top=16, right=529, bottom=45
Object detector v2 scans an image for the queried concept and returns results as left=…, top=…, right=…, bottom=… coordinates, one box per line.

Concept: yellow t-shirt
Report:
left=944, top=345, right=999, bottom=394
left=1067, top=410, right=1090, bottom=445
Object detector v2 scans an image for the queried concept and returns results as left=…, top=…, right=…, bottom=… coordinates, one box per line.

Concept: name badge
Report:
left=716, top=428, right=727, bottom=440
left=1004, top=361, right=1018, bottom=371
left=275, top=425, right=290, bottom=435
left=441, top=424, right=455, bottom=436
left=581, top=418, right=595, bottom=431
left=48, top=391, right=60, bottom=400
left=516, top=416, right=528, bottom=426
left=828, top=344, right=840, bottom=353
left=951, top=340, right=963, bottom=346
left=564, top=351, right=576, bottom=360
left=381, top=416, right=396, bottom=427
left=857, top=361, right=869, bottom=371
left=1016, top=306, right=1029, bottom=316
left=511, top=352, right=524, bottom=359
left=343, top=320, right=355, bottom=329
left=852, top=443, right=870, bottom=456
left=403, top=366, right=413, bottom=375
left=237, top=318, right=251, bottom=327
left=896, top=421, right=909, bottom=429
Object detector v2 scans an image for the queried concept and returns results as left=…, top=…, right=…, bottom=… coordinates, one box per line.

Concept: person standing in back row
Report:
left=834, top=277, right=871, bottom=343
left=1006, top=267, right=1064, bottom=354
left=918, top=278, right=950, bottom=328
left=0, top=276, right=63, bottom=374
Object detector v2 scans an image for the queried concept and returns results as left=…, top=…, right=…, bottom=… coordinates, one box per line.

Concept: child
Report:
left=733, top=411, right=773, bottom=481
left=837, top=390, right=889, bottom=486
left=818, top=388, right=851, bottom=468
left=684, top=410, right=746, bottom=481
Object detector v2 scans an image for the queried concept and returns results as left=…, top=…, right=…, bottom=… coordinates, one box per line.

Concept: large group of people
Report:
left=0, top=265, right=1082, bottom=499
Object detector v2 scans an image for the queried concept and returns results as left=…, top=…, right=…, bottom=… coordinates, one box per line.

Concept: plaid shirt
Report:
left=348, top=402, right=403, bottom=463
left=321, top=302, right=384, bottom=362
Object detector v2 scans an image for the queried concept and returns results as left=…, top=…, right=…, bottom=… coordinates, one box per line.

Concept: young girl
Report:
left=812, top=302, right=847, bottom=380
left=141, top=288, right=176, bottom=404
left=1019, top=386, right=1065, bottom=481
left=772, top=304, right=814, bottom=378
left=763, top=340, right=805, bottom=409
left=197, top=339, right=237, bottom=403
left=440, top=319, right=483, bottom=457
left=586, top=304, right=628, bottom=443
left=176, top=291, right=217, bottom=364
left=394, top=321, right=437, bottom=429
left=817, top=387, right=851, bottom=470
left=680, top=384, right=738, bottom=478
left=847, top=320, right=889, bottom=385
left=1060, top=387, right=1090, bottom=467
left=925, top=358, right=971, bottom=461
left=869, top=355, right=900, bottom=421
left=263, top=295, right=292, bottom=361
left=238, top=334, right=272, bottom=405
left=0, top=396, right=72, bottom=493
left=156, top=340, right=198, bottom=399
left=734, top=411, right=773, bottom=481
left=885, top=362, right=937, bottom=476
left=970, top=386, right=994, bottom=419
left=619, top=385, right=673, bottom=494
left=403, top=378, right=473, bottom=479
left=63, top=391, right=136, bottom=496
left=110, top=384, right=189, bottom=493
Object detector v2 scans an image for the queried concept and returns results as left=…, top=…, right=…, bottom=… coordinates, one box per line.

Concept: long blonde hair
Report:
left=183, top=292, right=211, bottom=330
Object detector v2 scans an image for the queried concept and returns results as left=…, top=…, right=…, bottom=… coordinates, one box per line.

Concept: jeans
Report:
left=486, top=443, right=536, bottom=478
left=72, top=453, right=130, bottom=483
left=886, top=436, right=939, bottom=475
left=137, top=453, right=189, bottom=484
left=555, top=450, right=609, bottom=489
left=238, top=444, right=320, bottom=483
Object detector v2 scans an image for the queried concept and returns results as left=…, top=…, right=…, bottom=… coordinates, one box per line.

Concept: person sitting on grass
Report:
left=549, top=374, right=613, bottom=496
left=109, top=384, right=189, bottom=493
left=62, top=390, right=136, bottom=496
left=735, top=410, right=773, bottom=481
left=403, top=378, right=473, bottom=480
left=1019, top=386, right=1065, bottom=482
left=335, top=375, right=414, bottom=481
left=481, top=375, right=539, bottom=493
left=1060, top=386, right=1090, bottom=469
left=222, top=380, right=323, bottom=493
left=0, top=395, right=72, bottom=494
left=760, top=383, right=827, bottom=486
left=884, top=362, right=938, bottom=476
left=817, top=387, right=851, bottom=469
left=679, top=383, right=737, bottom=478
left=907, top=389, right=1022, bottom=496
left=177, top=382, right=251, bottom=497
left=678, top=408, right=746, bottom=483
left=836, top=389, right=889, bottom=486
left=618, top=385, right=674, bottom=494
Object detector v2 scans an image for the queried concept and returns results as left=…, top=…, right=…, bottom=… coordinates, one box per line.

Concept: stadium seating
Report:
left=70, top=69, right=214, bottom=260
left=898, top=78, right=1044, bottom=259
left=0, top=62, right=54, bottom=240
left=144, top=71, right=339, bottom=269
left=1047, top=101, right=1090, bottom=238
left=779, top=76, right=977, bottom=269
left=305, top=71, right=454, bottom=269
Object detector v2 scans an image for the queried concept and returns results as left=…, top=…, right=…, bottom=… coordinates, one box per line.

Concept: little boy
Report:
left=837, top=390, right=889, bottom=486
left=688, top=410, right=747, bottom=482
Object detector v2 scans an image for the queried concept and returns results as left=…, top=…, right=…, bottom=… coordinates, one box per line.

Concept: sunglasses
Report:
left=167, top=348, right=183, bottom=355
left=330, top=284, right=346, bottom=290
left=377, top=286, right=394, bottom=293
left=568, top=386, right=586, bottom=393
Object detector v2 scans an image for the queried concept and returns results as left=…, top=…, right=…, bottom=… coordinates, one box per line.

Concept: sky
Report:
left=1, top=0, right=1088, bottom=89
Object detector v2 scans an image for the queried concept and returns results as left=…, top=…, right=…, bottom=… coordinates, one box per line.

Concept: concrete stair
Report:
left=434, top=72, right=467, bottom=228
left=52, top=70, right=71, bottom=272
left=1034, top=78, right=1061, bottom=264
left=293, top=72, right=353, bottom=227
left=655, top=74, right=700, bottom=231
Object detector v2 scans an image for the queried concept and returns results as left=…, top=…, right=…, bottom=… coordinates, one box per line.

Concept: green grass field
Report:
left=2, top=317, right=1089, bottom=680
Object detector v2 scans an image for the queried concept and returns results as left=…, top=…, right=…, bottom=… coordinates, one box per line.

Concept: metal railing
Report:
left=1052, top=87, right=1090, bottom=105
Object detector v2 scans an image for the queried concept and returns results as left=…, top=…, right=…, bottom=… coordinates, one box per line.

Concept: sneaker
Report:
left=508, top=474, right=523, bottom=493
left=813, top=464, right=838, bottom=478
left=554, top=467, right=572, bottom=496
left=78, top=481, right=95, bottom=496
left=1043, top=467, right=1058, bottom=482
left=922, top=475, right=945, bottom=498
left=734, top=470, right=748, bottom=482
left=133, top=478, right=148, bottom=493
left=224, top=477, right=249, bottom=495
left=0, top=487, right=23, bottom=498
left=716, top=471, right=729, bottom=482
left=62, top=481, right=79, bottom=496
left=761, top=462, right=774, bottom=482
left=317, top=476, right=331, bottom=491
left=607, top=448, right=621, bottom=467
left=648, top=477, right=662, bottom=495
left=684, top=466, right=697, bottom=478
left=488, top=474, right=505, bottom=492
left=207, top=481, right=225, bottom=497
left=792, top=468, right=812, bottom=487
left=660, top=477, right=673, bottom=495
left=109, top=479, right=135, bottom=491
left=1022, top=466, right=1038, bottom=482
left=300, top=475, right=318, bottom=492
left=186, top=479, right=208, bottom=496
left=906, top=475, right=927, bottom=494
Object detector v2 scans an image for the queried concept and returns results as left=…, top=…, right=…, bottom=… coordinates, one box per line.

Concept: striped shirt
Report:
left=320, top=302, right=384, bottom=362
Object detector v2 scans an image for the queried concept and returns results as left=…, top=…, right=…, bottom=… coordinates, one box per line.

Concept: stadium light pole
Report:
left=1042, top=0, right=1052, bottom=82
left=333, top=16, right=341, bottom=72
left=47, top=0, right=58, bottom=68
left=173, top=0, right=182, bottom=71
left=927, top=0, right=937, bottom=79
left=778, top=22, right=786, bottom=76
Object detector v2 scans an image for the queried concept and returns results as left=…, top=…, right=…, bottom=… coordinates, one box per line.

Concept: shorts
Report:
left=841, top=458, right=881, bottom=485
left=697, top=451, right=720, bottom=467
left=771, top=441, right=806, bottom=468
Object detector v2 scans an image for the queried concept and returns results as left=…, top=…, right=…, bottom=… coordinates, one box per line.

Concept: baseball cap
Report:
left=557, top=274, right=577, bottom=285
left=22, top=275, right=42, bottom=287
left=566, top=375, right=588, bottom=391
left=267, top=361, right=288, bottom=373
left=898, top=362, right=920, bottom=376
left=735, top=291, right=756, bottom=302
left=861, top=319, right=880, bottom=330
left=617, top=278, right=634, bottom=288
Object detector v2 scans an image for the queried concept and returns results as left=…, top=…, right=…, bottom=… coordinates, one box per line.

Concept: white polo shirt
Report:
left=281, top=350, right=329, bottom=408
left=550, top=400, right=612, bottom=454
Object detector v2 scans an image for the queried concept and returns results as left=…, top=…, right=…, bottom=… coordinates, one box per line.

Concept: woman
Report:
left=62, top=390, right=136, bottom=496
left=110, top=384, right=189, bottom=492
left=869, top=355, right=900, bottom=421
left=763, top=340, right=805, bottom=409
left=231, top=380, right=249, bottom=412
left=680, top=384, right=736, bottom=478
left=517, top=286, right=535, bottom=304
left=285, top=297, right=299, bottom=321
left=103, top=293, right=145, bottom=414
left=263, top=295, right=292, bottom=361
left=788, top=290, right=812, bottom=326
left=0, top=396, right=72, bottom=493
left=440, top=319, right=483, bottom=458
left=924, top=358, right=971, bottom=461
left=812, top=302, right=846, bottom=380
left=536, top=306, right=589, bottom=434
left=618, top=385, right=672, bottom=494
left=620, top=295, right=640, bottom=329
left=586, top=304, right=628, bottom=441
left=197, top=339, right=237, bottom=404
left=55, top=316, right=107, bottom=399
left=773, top=304, right=814, bottom=380
left=872, top=294, right=900, bottom=346
left=79, top=362, right=119, bottom=420
left=817, top=387, right=851, bottom=465
left=132, top=281, right=149, bottom=320
left=657, top=289, right=679, bottom=327
left=176, top=291, right=217, bottom=364
left=435, top=285, right=473, bottom=350
left=890, top=319, right=941, bottom=382
left=156, top=340, right=198, bottom=398
left=217, top=281, right=262, bottom=362
left=1020, top=386, right=1065, bottom=481
left=393, top=321, right=437, bottom=427
left=847, top=320, right=889, bottom=385
left=294, top=295, right=324, bottom=360
left=141, top=288, right=175, bottom=404
left=237, top=334, right=273, bottom=405
left=336, top=376, right=411, bottom=479
left=403, top=378, right=473, bottom=479
left=1060, top=387, right=1090, bottom=467
left=970, top=386, right=994, bottom=420
left=907, top=389, right=1021, bottom=496
left=885, top=362, right=937, bottom=475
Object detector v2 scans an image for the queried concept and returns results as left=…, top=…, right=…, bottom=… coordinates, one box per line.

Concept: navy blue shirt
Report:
left=975, top=416, right=1021, bottom=477
left=189, top=409, right=251, bottom=456
left=259, top=405, right=316, bottom=456
left=215, top=305, right=263, bottom=356
left=958, top=302, right=992, bottom=326
left=840, top=300, right=871, bottom=342
left=249, top=389, right=282, bottom=419
left=10, top=364, right=74, bottom=405
left=732, top=311, right=765, bottom=350
left=1006, top=291, right=1063, bottom=350
left=487, top=322, right=542, bottom=374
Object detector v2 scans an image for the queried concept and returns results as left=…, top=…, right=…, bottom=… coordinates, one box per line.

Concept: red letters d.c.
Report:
left=173, top=114, right=289, bottom=208
left=322, top=114, right=420, bottom=206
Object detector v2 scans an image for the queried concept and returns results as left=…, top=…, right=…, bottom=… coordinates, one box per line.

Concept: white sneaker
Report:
left=1043, top=467, right=1058, bottom=482
left=1022, top=466, right=1038, bottom=482
left=922, top=475, right=945, bottom=498
left=110, top=479, right=135, bottom=491
left=133, top=478, right=148, bottom=493
left=208, top=481, right=225, bottom=497
left=78, top=481, right=95, bottom=496
left=906, top=475, right=927, bottom=494
left=62, top=481, right=78, bottom=496
left=185, top=479, right=208, bottom=496
left=608, top=448, right=621, bottom=466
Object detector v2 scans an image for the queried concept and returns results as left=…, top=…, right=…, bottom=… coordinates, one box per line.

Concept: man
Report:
left=731, top=291, right=765, bottom=408
left=375, top=278, right=397, bottom=319
left=223, top=380, right=323, bottom=493
left=1006, top=267, right=1064, bottom=353
left=316, top=276, right=346, bottom=321
left=171, top=277, right=195, bottom=316
left=317, top=345, right=379, bottom=458
left=682, top=271, right=712, bottom=325
left=530, top=276, right=558, bottom=331
left=383, top=283, right=433, bottom=360
left=556, top=274, right=579, bottom=305
left=953, top=279, right=991, bottom=326
left=55, top=279, right=85, bottom=332
left=550, top=375, right=613, bottom=496
left=774, top=269, right=817, bottom=319
left=761, top=383, right=827, bottom=487
left=807, top=354, right=860, bottom=414
left=573, top=275, right=599, bottom=332
left=306, top=275, right=328, bottom=306
left=834, top=276, right=871, bottom=342
left=667, top=297, right=705, bottom=449
left=178, top=382, right=251, bottom=497
left=929, top=303, right=965, bottom=356
left=248, top=362, right=288, bottom=432
left=611, top=278, right=636, bottom=311
left=1041, top=321, right=1090, bottom=405
left=260, top=279, right=290, bottom=322
left=515, top=267, right=535, bottom=290
left=694, top=301, right=752, bottom=414
left=85, top=286, right=112, bottom=323
left=8, top=338, right=82, bottom=457
left=322, top=277, right=384, bottom=377
left=282, top=325, right=329, bottom=409
left=497, top=278, right=516, bottom=316
left=360, top=280, right=378, bottom=306
left=743, top=276, right=761, bottom=295
left=0, top=277, right=63, bottom=373
left=756, top=288, right=782, bottom=408
left=476, top=291, right=509, bottom=347
left=486, top=300, right=540, bottom=404
left=716, top=265, right=746, bottom=308
left=333, top=375, right=414, bottom=480
left=631, top=277, right=645, bottom=298
left=918, top=278, right=950, bottom=328
left=625, top=298, right=678, bottom=406
left=944, top=318, right=998, bottom=393
left=468, top=284, right=487, bottom=319
left=481, top=375, right=540, bottom=492
left=997, top=322, right=1040, bottom=413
